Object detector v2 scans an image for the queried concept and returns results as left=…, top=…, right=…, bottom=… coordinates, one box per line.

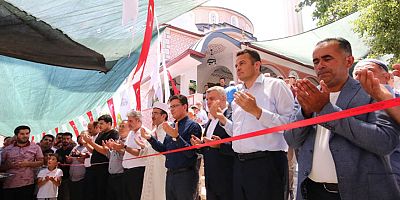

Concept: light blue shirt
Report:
left=223, top=74, right=295, bottom=153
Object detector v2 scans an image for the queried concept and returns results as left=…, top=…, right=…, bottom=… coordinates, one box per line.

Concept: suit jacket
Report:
left=201, top=109, right=235, bottom=194
left=284, top=77, right=400, bottom=200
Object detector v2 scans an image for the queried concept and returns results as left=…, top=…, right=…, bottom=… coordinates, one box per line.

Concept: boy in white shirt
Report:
left=37, top=153, right=63, bottom=200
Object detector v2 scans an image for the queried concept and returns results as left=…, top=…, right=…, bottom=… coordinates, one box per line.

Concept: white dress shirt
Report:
left=122, top=130, right=146, bottom=169
left=223, top=74, right=295, bottom=153
left=309, top=91, right=340, bottom=183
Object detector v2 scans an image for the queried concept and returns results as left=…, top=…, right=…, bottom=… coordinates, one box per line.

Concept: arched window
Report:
left=209, top=11, right=219, bottom=24
left=230, top=16, right=238, bottom=27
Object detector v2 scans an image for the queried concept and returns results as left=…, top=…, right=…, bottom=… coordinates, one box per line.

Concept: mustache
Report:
left=317, top=70, right=330, bottom=76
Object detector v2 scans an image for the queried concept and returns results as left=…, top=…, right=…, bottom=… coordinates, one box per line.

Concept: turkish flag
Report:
left=86, top=111, right=94, bottom=122
left=107, top=99, right=117, bottom=128
left=42, top=132, right=46, bottom=137
left=133, top=81, right=141, bottom=111
left=55, top=127, right=59, bottom=134
left=132, top=0, right=154, bottom=77
left=69, top=120, right=80, bottom=137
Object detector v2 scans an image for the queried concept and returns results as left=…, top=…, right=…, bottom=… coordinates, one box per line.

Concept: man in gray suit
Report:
left=284, top=37, right=400, bottom=200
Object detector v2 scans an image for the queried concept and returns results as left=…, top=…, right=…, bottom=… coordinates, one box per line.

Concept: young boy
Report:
left=36, top=153, right=63, bottom=200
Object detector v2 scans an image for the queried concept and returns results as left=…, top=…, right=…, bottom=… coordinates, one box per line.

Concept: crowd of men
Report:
left=1, top=37, right=400, bottom=200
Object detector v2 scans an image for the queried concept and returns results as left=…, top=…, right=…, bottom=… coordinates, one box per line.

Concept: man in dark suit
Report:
left=284, top=38, right=400, bottom=200
left=191, top=86, right=234, bottom=200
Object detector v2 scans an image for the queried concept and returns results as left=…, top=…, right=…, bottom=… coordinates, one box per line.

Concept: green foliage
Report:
left=298, top=0, right=400, bottom=64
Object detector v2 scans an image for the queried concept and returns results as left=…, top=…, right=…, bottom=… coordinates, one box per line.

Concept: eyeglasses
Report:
left=169, top=104, right=182, bottom=109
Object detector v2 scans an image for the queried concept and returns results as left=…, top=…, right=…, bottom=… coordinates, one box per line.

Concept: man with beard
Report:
left=140, top=102, right=169, bottom=200
left=0, top=125, right=44, bottom=200
left=39, top=134, right=55, bottom=154
left=56, top=132, right=74, bottom=200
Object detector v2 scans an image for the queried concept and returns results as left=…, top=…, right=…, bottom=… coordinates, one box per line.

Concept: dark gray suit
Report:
left=284, top=77, right=400, bottom=200
left=201, top=109, right=234, bottom=200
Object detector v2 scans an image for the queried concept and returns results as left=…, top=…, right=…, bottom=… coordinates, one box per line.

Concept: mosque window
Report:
left=209, top=11, right=219, bottom=24
left=230, top=16, right=238, bottom=27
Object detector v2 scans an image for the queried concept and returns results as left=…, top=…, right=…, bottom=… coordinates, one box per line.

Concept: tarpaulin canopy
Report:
left=0, top=0, right=105, bottom=71
left=251, top=13, right=369, bottom=66
left=1, top=0, right=207, bottom=72
left=0, top=0, right=207, bottom=136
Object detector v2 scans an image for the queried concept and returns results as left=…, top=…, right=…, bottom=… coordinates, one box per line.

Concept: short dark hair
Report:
left=42, top=134, right=55, bottom=142
left=98, top=114, right=113, bottom=125
left=189, top=88, right=196, bottom=93
left=4, top=136, right=11, bottom=140
left=220, top=77, right=225, bottom=80
left=236, top=49, right=261, bottom=64
left=48, top=153, right=59, bottom=161
left=14, top=125, right=31, bottom=135
left=159, top=109, right=168, bottom=121
left=43, top=148, right=54, bottom=154
left=169, top=94, right=188, bottom=111
left=316, top=37, right=352, bottom=56
left=56, top=132, right=63, bottom=137
left=92, top=121, right=99, bottom=127
left=62, top=132, right=73, bottom=138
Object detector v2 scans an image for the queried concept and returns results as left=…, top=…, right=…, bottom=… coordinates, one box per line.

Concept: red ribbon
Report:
left=58, top=97, right=400, bottom=166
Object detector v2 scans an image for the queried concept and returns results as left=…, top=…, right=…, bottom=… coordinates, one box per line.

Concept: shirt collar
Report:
left=13, top=140, right=30, bottom=147
left=244, top=74, right=264, bottom=89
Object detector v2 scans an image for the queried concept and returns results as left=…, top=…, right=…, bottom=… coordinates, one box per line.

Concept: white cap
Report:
left=153, top=102, right=169, bottom=113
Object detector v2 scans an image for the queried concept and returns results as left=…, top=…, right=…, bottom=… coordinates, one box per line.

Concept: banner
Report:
left=133, top=81, right=142, bottom=110
left=86, top=111, right=94, bottom=122
left=78, top=115, right=89, bottom=130
left=119, top=89, right=131, bottom=120
left=107, top=98, right=117, bottom=128
left=132, top=0, right=154, bottom=77
left=167, top=70, right=180, bottom=94
left=69, top=120, right=80, bottom=137
left=122, top=0, right=139, bottom=26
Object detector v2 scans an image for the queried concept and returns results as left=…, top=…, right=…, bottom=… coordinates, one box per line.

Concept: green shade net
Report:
left=0, top=0, right=207, bottom=136
left=251, top=13, right=369, bottom=66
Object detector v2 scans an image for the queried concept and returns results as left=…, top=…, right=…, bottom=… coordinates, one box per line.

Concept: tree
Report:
left=298, top=0, right=400, bottom=65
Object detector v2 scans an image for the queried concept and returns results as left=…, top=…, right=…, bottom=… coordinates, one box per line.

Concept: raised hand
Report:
left=190, top=135, right=202, bottom=146
left=356, top=69, right=393, bottom=101
left=295, top=79, right=330, bottom=118
left=234, top=91, right=262, bottom=118
left=203, top=135, right=221, bottom=148
left=162, top=122, right=179, bottom=138
left=209, top=100, right=226, bottom=123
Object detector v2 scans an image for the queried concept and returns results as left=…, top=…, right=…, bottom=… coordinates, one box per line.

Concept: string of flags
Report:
left=31, top=0, right=179, bottom=142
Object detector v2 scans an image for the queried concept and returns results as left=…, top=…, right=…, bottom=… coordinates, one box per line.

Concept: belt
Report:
left=308, top=178, right=339, bottom=193
left=167, top=166, right=195, bottom=174
left=236, top=151, right=269, bottom=161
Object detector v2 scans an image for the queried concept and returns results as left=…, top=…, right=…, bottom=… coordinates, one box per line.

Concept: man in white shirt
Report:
left=140, top=102, right=169, bottom=200
left=122, top=110, right=146, bottom=200
left=213, top=49, right=295, bottom=200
